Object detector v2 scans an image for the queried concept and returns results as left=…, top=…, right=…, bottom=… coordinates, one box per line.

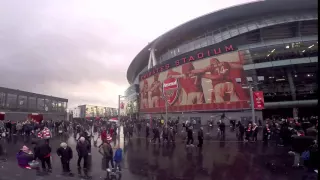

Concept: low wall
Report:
left=140, top=110, right=263, bottom=125
left=0, top=111, right=67, bottom=122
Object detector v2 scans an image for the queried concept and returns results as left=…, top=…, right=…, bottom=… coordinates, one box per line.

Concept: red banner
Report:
left=139, top=51, right=251, bottom=113
left=253, top=91, right=264, bottom=109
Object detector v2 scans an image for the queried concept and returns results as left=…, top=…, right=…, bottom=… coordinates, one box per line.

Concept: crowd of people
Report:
left=0, top=115, right=318, bottom=179
left=0, top=118, right=123, bottom=179
left=122, top=116, right=318, bottom=173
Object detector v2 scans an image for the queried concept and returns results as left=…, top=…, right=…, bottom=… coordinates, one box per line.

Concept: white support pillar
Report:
left=286, top=69, right=298, bottom=118
left=147, top=47, right=157, bottom=70
left=147, top=51, right=153, bottom=70
left=243, top=50, right=259, bottom=89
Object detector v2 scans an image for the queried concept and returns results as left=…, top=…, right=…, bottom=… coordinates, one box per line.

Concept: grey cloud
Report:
left=0, top=1, right=146, bottom=105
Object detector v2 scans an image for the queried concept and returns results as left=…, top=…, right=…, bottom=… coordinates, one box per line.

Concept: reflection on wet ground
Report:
left=0, top=131, right=316, bottom=180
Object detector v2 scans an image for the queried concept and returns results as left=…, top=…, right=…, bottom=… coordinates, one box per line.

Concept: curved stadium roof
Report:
left=126, top=0, right=317, bottom=84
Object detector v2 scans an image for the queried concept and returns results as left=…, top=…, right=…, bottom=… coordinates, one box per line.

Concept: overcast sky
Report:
left=0, top=0, right=255, bottom=108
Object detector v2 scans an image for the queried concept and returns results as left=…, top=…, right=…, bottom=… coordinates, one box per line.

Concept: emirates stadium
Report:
left=125, top=0, right=318, bottom=123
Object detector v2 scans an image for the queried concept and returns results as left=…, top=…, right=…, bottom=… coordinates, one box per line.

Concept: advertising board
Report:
left=253, top=91, right=265, bottom=109
left=139, top=51, right=250, bottom=113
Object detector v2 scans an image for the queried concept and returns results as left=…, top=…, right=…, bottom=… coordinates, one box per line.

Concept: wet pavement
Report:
left=0, top=129, right=317, bottom=180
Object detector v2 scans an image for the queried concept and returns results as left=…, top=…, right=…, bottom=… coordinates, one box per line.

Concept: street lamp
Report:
left=118, top=95, right=127, bottom=122
left=235, top=76, right=264, bottom=123
left=161, top=94, right=169, bottom=128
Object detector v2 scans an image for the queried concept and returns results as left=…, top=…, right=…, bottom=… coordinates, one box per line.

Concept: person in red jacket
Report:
left=167, top=63, right=204, bottom=105
left=99, top=128, right=107, bottom=147
left=190, top=58, right=247, bottom=103
left=149, top=74, right=162, bottom=108
left=141, top=80, right=149, bottom=109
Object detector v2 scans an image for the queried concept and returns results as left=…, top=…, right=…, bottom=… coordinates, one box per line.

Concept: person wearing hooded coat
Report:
left=16, top=145, right=34, bottom=168
left=76, top=137, right=91, bottom=169
left=33, top=139, right=52, bottom=172
left=57, top=142, right=73, bottom=175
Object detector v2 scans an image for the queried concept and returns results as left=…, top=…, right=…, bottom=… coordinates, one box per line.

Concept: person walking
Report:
left=99, top=135, right=114, bottom=176
left=186, top=126, right=194, bottom=146
left=56, top=142, right=73, bottom=176
left=245, top=123, right=252, bottom=142
left=76, top=137, right=90, bottom=169
left=146, top=123, right=150, bottom=139
left=252, top=123, right=259, bottom=142
left=37, top=127, right=51, bottom=144
left=262, top=123, right=271, bottom=144
left=197, top=127, right=204, bottom=148
left=151, top=126, right=160, bottom=144
left=113, top=144, right=123, bottom=172
left=33, top=139, right=52, bottom=173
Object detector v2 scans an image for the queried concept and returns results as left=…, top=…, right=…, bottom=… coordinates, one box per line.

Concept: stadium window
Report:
left=229, top=24, right=239, bottom=37
left=221, top=28, right=231, bottom=40
left=188, top=42, right=195, bottom=52
left=200, top=37, right=208, bottom=47
left=247, top=22, right=258, bottom=31
left=206, top=35, right=214, bottom=45
left=213, top=33, right=222, bottom=43
left=238, top=23, right=249, bottom=34
left=194, top=38, right=201, bottom=49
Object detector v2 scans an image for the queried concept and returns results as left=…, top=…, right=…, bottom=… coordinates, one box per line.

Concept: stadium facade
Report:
left=0, top=86, right=68, bottom=121
left=126, top=0, right=318, bottom=123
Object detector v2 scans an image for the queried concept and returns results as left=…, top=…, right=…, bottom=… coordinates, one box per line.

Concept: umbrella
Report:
left=108, top=118, right=118, bottom=122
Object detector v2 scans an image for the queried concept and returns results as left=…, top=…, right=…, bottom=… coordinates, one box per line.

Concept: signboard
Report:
left=139, top=51, right=250, bottom=113
left=162, top=77, right=180, bottom=105
left=253, top=91, right=265, bottom=109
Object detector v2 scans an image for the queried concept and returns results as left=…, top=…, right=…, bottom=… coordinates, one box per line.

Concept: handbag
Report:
left=1, top=132, right=5, bottom=137
left=28, top=161, right=40, bottom=169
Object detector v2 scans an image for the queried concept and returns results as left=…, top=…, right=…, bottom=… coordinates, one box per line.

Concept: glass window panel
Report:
left=28, top=97, right=37, bottom=110
left=188, top=42, right=195, bottom=51
left=64, top=102, right=67, bottom=111
left=18, top=95, right=28, bottom=109
left=200, top=37, right=208, bottom=47
left=0, top=92, right=5, bottom=107
left=221, top=30, right=231, bottom=40
left=229, top=27, right=239, bottom=37
left=193, top=38, right=201, bottom=49
left=206, top=35, right=214, bottom=45
left=51, top=100, right=57, bottom=111
left=6, top=93, right=17, bottom=108
left=247, top=22, right=258, bottom=31
left=45, top=99, right=52, bottom=112
left=213, top=34, right=222, bottom=43
left=37, top=98, right=44, bottom=111
left=238, top=23, right=249, bottom=34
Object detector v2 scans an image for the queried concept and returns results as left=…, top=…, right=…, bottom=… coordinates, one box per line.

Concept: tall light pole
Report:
left=118, top=95, right=128, bottom=121
left=236, top=76, right=264, bottom=123
left=161, top=94, right=168, bottom=128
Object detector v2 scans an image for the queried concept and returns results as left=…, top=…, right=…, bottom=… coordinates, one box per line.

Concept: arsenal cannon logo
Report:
left=162, top=77, right=180, bottom=105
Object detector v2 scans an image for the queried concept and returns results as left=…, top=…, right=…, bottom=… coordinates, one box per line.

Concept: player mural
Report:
left=139, top=51, right=250, bottom=113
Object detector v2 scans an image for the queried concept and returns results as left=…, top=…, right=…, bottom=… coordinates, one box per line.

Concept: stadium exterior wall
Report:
left=126, top=0, right=318, bottom=123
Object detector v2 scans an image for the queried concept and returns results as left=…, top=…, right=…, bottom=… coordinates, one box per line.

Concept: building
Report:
left=121, top=85, right=139, bottom=117
left=0, top=86, right=68, bottom=121
left=73, top=105, right=118, bottom=119
left=126, top=0, right=318, bottom=123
